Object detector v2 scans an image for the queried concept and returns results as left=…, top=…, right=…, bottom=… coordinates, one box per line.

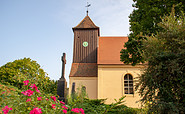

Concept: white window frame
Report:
left=124, top=74, right=134, bottom=94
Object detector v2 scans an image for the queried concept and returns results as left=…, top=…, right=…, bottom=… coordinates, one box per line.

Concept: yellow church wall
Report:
left=98, top=64, right=145, bottom=108
left=69, top=77, right=98, bottom=99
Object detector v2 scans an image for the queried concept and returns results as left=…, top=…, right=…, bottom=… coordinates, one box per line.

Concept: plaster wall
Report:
left=69, top=77, right=98, bottom=99
left=98, top=64, right=145, bottom=108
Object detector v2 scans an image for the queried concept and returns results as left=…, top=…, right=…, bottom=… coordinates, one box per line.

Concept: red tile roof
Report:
left=69, top=63, right=97, bottom=77
left=98, top=37, right=128, bottom=64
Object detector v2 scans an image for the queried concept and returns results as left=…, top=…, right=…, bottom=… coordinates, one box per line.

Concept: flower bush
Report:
left=71, top=108, right=84, bottom=114
left=2, top=106, right=12, bottom=114
left=29, top=107, right=42, bottom=114
left=1, top=80, right=85, bottom=114
left=0, top=81, right=146, bottom=114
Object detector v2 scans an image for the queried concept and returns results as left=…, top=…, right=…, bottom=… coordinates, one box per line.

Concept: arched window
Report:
left=82, top=86, right=86, bottom=93
left=124, top=74, right=133, bottom=94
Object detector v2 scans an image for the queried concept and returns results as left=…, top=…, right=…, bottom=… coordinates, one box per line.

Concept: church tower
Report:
left=69, top=14, right=99, bottom=99
left=70, top=14, right=99, bottom=77
left=72, top=15, right=99, bottom=63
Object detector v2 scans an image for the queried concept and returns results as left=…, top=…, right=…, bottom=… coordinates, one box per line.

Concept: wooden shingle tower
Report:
left=69, top=14, right=99, bottom=77
left=72, top=15, right=99, bottom=63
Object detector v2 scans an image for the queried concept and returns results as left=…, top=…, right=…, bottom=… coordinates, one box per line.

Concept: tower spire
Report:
left=85, top=2, right=91, bottom=16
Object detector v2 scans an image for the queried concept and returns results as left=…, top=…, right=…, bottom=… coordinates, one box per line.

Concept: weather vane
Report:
left=85, top=2, right=91, bottom=16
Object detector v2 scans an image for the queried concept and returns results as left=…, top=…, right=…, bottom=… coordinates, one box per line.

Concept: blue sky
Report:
left=0, top=0, right=134, bottom=86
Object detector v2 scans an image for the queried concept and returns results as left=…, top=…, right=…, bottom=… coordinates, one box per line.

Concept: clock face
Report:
left=83, top=41, right=88, bottom=47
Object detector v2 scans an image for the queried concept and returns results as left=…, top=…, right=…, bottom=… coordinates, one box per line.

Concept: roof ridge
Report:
left=73, top=15, right=99, bottom=29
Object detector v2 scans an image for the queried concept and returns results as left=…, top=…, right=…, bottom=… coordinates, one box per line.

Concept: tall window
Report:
left=124, top=74, right=133, bottom=94
left=72, top=82, right=75, bottom=94
left=82, top=86, right=86, bottom=93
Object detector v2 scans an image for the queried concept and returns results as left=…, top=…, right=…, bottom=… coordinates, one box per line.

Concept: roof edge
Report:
left=99, top=36, right=128, bottom=38
left=73, top=15, right=99, bottom=29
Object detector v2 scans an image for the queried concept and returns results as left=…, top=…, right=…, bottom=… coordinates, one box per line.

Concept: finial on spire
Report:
left=85, top=2, right=91, bottom=16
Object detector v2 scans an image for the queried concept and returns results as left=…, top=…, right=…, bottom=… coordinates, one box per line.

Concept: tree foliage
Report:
left=136, top=8, right=185, bottom=113
left=0, top=58, right=57, bottom=95
left=120, top=0, right=185, bottom=65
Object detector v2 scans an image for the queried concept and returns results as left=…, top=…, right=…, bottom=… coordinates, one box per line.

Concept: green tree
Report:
left=120, top=0, right=185, bottom=65
left=136, top=8, right=185, bottom=113
left=0, top=58, right=57, bottom=95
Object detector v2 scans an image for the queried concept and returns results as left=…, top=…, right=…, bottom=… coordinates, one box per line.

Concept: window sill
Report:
left=124, top=94, right=134, bottom=97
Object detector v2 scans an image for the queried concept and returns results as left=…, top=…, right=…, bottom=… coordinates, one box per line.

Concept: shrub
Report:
left=0, top=80, right=84, bottom=114
left=1, top=81, right=145, bottom=114
left=0, top=58, right=57, bottom=95
left=67, top=86, right=145, bottom=114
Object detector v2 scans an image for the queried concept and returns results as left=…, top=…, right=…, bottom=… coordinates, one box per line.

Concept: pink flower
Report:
left=1, top=91, right=5, bottom=94
left=21, top=91, right=26, bottom=95
left=59, top=101, right=65, bottom=105
left=26, top=98, right=31, bottom=102
left=51, top=104, right=56, bottom=109
left=45, top=98, right=49, bottom=101
left=23, top=80, right=29, bottom=85
left=37, top=97, right=42, bottom=101
left=71, top=108, right=80, bottom=113
left=50, top=96, right=56, bottom=102
left=62, top=109, right=67, bottom=113
left=30, top=84, right=40, bottom=93
left=29, top=107, right=42, bottom=114
left=36, top=89, right=40, bottom=93
left=30, top=84, right=37, bottom=90
left=27, top=89, right=34, bottom=96
left=2, top=106, right=12, bottom=114
left=62, top=105, right=68, bottom=109
left=79, top=108, right=85, bottom=114
left=71, top=108, right=84, bottom=114
left=21, top=89, right=34, bottom=96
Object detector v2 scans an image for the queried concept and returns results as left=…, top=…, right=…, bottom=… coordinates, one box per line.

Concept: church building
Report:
left=69, top=13, right=145, bottom=108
